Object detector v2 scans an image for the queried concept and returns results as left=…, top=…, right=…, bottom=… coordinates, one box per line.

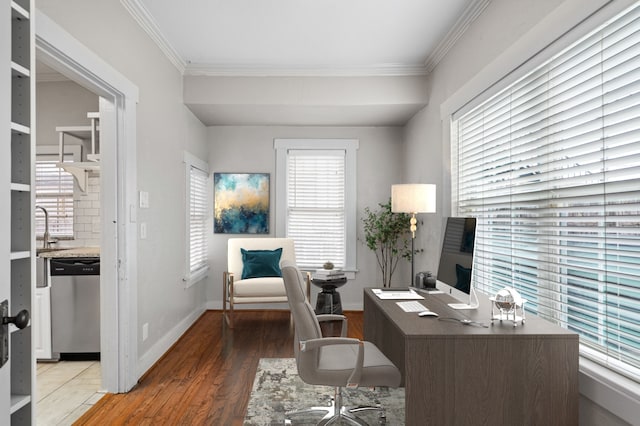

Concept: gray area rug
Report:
left=244, top=358, right=405, bottom=425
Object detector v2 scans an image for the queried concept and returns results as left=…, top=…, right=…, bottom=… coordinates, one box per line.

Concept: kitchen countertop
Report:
left=38, top=246, right=100, bottom=258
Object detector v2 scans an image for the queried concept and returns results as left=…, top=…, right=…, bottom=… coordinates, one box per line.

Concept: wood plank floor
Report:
left=75, top=309, right=363, bottom=425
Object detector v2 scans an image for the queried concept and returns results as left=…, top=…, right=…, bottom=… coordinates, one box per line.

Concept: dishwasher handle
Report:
left=50, top=257, right=100, bottom=275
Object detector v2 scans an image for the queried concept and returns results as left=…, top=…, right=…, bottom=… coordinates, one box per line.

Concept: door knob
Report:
left=0, top=301, right=29, bottom=368
left=3, top=309, right=30, bottom=329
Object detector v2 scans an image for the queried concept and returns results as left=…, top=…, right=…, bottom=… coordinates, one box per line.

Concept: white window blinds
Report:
left=35, top=157, right=74, bottom=238
left=453, top=4, right=640, bottom=381
left=287, top=149, right=346, bottom=269
left=188, top=165, right=209, bottom=277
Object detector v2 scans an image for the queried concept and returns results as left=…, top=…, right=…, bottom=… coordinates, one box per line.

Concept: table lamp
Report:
left=391, top=184, right=436, bottom=285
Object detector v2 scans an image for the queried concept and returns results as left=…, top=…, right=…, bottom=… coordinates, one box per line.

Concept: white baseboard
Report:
left=136, top=306, right=206, bottom=379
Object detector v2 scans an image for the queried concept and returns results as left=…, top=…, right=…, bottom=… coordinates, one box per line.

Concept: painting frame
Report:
left=214, top=172, right=270, bottom=234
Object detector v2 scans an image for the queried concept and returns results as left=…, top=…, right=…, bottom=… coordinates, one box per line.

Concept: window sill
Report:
left=579, top=356, right=640, bottom=424
left=183, top=267, right=208, bottom=288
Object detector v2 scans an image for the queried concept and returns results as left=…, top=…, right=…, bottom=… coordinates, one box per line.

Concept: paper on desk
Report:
left=372, top=288, right=424, bottom=300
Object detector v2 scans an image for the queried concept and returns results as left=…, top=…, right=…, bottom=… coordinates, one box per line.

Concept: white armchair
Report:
left=222, top=237, right=310, bottom=328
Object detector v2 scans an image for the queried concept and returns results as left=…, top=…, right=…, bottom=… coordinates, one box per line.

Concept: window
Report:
left=275, top=139, right=358, bottom=271
left=452, top=4, right=640, bottom=382
left=35, top=147, right=79, bottom=239
left=184, top=152, right=209, bottom=286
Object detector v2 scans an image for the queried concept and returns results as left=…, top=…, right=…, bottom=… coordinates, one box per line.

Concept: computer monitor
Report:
left=435, top=217, right=478, bottom=310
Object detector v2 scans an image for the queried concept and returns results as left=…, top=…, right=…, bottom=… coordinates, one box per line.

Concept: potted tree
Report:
left=361, top=199, right=416, bottom=287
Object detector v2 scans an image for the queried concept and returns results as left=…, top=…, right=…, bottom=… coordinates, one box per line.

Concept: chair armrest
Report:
left=299, top=337, right=364, bottom=387
left=317, top=314, right=348, bottom=337
left=316, top=314, right=346, bottom=322
left=300, top=336, right=359, bottom=351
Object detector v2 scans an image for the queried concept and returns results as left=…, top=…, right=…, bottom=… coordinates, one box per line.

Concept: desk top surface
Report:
left=364, top=287, right=577, bottom=339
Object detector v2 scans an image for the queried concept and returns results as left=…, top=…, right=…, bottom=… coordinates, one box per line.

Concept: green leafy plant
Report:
left=361, top=199, right=415, bottom=287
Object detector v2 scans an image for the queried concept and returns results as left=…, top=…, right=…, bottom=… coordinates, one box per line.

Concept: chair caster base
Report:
left=285, top=395, right=386, bottom=426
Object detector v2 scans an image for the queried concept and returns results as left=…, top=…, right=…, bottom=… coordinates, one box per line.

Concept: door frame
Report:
left=35, top=11, right=139, bottom=393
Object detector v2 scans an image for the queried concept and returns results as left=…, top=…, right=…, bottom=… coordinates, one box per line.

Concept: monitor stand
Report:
left=448, top=287, right=479, bottom=310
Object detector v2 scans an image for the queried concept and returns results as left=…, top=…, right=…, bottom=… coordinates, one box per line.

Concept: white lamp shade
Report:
left=391, top=184, right=436, bottom=214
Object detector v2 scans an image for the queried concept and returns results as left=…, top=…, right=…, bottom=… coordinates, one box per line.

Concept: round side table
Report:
left=311, top=277, right=347, bottom=314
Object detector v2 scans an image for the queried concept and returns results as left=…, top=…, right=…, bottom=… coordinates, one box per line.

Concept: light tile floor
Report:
left=36, top=361, right=105, bottom=425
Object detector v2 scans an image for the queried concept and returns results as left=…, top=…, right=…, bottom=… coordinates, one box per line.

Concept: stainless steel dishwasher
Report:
left=50, top=257, right=100, bottom=360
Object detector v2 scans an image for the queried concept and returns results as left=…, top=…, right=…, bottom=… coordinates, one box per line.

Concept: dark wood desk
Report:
left=363, top=288, right=578, bottom=425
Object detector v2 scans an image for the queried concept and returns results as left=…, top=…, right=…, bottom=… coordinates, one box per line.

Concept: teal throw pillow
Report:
left=241, top=248, right=283, bottom=279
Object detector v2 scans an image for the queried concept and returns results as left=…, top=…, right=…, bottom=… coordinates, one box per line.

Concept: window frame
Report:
left=183, top=151, right=210, bottom=287
left=274, top=139, right=358, bottom=273
left=35, top=145, right=81, bottom=240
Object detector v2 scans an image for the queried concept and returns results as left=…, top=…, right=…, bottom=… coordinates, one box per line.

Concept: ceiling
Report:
left=129, top=0, right=482, bottom=76
left=38, top=1, right=490, bottom=126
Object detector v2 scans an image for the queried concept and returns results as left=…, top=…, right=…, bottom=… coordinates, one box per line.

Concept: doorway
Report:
left=35, top=10, right=139, bottom=394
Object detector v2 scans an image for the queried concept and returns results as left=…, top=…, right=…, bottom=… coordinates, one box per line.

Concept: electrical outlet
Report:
left=142, top=323, right=149, bottom=341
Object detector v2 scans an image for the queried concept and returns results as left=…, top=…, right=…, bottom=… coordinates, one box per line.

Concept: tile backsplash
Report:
left=56, top=171, right=101, bottom=248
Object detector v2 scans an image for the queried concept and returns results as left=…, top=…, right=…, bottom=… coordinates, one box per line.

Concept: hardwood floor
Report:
left=75, top=309, right=363, bottom=425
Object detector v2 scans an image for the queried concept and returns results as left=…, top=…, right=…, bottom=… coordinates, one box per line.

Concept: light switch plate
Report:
left=140, top=222, right=147, bottom=239
left=139, top=191, right=149, bottom=208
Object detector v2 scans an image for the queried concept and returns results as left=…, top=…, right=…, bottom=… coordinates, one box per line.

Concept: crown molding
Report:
left=122, top=0, right=489, bottom=78
left=184, top=62, right=429, bottom=77
left=423, top=0, right=492, bottom=73
left=120, top=0, right=186, bottom=74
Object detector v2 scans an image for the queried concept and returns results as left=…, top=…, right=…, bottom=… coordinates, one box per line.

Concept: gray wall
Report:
left=36, top=80, right=101, bottom=247
left=36, top=80, right=98, bottom=150
left=206, top=125, right=405, bottom=309
left=36, top=0, right=210, bottom=373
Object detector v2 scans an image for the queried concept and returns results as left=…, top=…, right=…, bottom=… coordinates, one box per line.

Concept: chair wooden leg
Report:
left=222, top=272, right=234, bottom=328
left=226, top=301, right=234, bottom=328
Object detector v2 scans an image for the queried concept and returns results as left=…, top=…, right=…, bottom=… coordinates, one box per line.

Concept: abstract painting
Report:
left=214, top=173, right=270, bottom=234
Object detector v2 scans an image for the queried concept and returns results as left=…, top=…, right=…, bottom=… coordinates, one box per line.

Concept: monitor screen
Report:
left=435, top=217, right=477, bottom=307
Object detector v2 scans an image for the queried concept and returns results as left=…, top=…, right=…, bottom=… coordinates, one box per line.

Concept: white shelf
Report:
left=57, top=162, right=100, bottom=192
left=11, top=61, right=30, bottom=78
left=10, top=1, right=29, bottom=20
left=10, top=182, right=30, bottom=192
left=55, top=125, right=101, bottom=140
left=10, top=122, right=30, bottom=135
left=10, top=251, right=30, bottom=261
left=10, top=394, right=31, bottom=414
left=58, top=161, right=100, bottom=172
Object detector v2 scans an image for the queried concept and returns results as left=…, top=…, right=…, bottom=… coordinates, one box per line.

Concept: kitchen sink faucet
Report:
left=35, top=205, right=54, bottom=249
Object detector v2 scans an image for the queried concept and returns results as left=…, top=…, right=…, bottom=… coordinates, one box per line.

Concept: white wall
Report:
left=403, top=0, right=638, bottom=424
left=206, top=125, right=405, bottom=310
left=36, top=0, right=209, bottom=374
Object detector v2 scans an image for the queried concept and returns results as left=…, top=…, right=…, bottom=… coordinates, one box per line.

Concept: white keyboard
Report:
left=396, top=300, right=427, bottom=312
